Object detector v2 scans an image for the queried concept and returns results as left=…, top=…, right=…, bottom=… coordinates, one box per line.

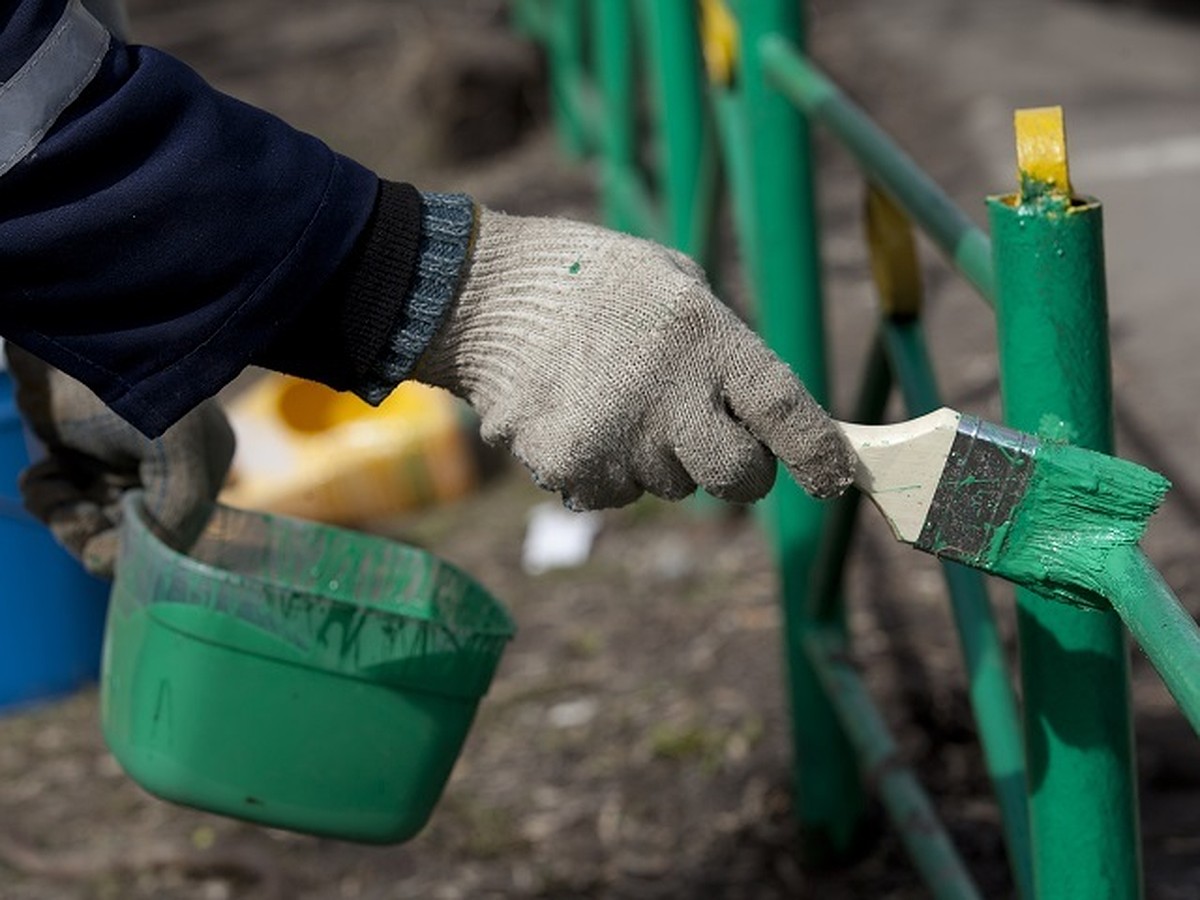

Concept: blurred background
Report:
left=2, top=0, right=1200, bottom=897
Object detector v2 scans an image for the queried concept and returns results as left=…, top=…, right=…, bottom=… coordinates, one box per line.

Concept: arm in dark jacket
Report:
left=0, top=0, right=472, bottom=436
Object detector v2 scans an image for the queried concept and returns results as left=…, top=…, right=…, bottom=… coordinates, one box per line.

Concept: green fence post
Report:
left=866, top=188, right=1032, bottom=899
left=592, top=0, right=639, bottom=234
left=710, top=86, right=759, bottom=306
left=644, top=2, right=717, bottom=263
left=546, top=0, right=590, bottom=159
left=987, top=107, right=1142, bottom=899
left=735, top=0, right=869, bottom=863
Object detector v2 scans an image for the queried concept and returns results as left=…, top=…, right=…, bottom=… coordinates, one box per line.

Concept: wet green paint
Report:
left=979, top=440, right=1169, bottom=607
left=1036, top=413, right=1076, bottom=444
left=1099, top=547, right=1200, bottom=734
left=1018, top=175, right=1066, bottom=206
left=101, top=494, right=515, bottom=842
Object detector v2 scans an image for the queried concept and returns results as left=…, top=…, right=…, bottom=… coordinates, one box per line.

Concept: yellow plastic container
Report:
left=221, top=375, right=477, bottom=524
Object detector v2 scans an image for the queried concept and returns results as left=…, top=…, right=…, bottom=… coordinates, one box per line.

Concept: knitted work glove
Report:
left=414, top=209, right=855, bottom=510
left=4, top=345, right=235, bottom=578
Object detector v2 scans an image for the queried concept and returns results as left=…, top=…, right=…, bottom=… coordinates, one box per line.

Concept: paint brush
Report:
left=837, top=408, right=1171, bottom=607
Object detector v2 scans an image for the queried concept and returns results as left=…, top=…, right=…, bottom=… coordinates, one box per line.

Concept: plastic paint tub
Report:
left=100, top=492, right=515, bottom=843
left=0, top=370, right=109, bottom=713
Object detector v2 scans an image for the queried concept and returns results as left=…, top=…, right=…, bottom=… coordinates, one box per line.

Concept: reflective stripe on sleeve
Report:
left=0, top=0, right=111, bottom=177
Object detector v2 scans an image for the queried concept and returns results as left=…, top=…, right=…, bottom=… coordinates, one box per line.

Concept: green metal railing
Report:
left=512, top=3, right=1200, bottom=898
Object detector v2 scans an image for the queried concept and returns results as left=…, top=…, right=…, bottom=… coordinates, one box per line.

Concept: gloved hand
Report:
left=415, top=208, right=855, bottom=510
left=4, top=345, right=235, bottom=578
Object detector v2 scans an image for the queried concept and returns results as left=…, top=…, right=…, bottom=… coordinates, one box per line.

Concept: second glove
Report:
left=4, top=344, right=235, bottom=578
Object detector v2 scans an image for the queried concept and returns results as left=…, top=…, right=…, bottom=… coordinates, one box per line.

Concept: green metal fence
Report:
left=511, top=2, right=1200, bottom=897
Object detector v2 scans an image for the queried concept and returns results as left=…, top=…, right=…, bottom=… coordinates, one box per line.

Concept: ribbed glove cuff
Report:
left=357, top=191, right=476, bottom=403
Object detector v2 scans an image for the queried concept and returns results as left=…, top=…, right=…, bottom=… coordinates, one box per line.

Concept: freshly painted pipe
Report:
left=989, top=155, right=1142, bottom=899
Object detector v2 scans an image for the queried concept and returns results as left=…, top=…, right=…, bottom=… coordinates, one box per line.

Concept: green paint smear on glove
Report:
left=979, top=442, right=1170, bottom=608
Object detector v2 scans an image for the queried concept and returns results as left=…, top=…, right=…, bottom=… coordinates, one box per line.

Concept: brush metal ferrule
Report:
left=913, top=415, right=1039, bottom=564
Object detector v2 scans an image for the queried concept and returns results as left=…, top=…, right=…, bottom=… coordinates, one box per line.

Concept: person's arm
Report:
left=0, top=0, right=470, bottom=437
left=1, top=0, right=481, bottom=575
left=3, top=0, right=854, bottom=525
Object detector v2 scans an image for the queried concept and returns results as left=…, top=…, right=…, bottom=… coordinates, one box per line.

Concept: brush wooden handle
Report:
left=836, top=407, right=962, bottom=542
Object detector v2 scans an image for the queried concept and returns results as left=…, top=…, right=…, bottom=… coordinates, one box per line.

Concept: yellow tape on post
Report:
left=699, top=0, right=738, bottom=86
left=865, top=187, right=923, bottom=320
left=1015, top=106, right=1073, bottom=201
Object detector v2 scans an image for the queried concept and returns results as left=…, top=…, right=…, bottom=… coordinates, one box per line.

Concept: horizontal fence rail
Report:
left=757, top=35, right=995, bottom=303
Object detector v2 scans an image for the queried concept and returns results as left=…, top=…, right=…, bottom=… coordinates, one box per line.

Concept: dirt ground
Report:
left=2, top=1, right=1199, bottom=898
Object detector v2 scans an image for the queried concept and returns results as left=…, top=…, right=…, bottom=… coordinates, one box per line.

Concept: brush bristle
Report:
left=969, top=441, right=1169, bottom=607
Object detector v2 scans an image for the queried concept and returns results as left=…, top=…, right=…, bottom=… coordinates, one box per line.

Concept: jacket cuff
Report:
left=354, top=190, right=476, bottom=404
left=251, top=184, right=475, bottom=401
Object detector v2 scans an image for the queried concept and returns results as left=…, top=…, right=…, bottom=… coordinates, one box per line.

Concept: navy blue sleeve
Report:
left=255, top=188, right=476, bottom=406
left=0, top=0, right=383, bottom=436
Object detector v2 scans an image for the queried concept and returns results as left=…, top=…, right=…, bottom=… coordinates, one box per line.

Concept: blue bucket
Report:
left=0, top=370, right=109, bottom=713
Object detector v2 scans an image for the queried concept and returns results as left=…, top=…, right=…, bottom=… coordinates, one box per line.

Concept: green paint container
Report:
left=100, top=493, right=515, bottom=844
